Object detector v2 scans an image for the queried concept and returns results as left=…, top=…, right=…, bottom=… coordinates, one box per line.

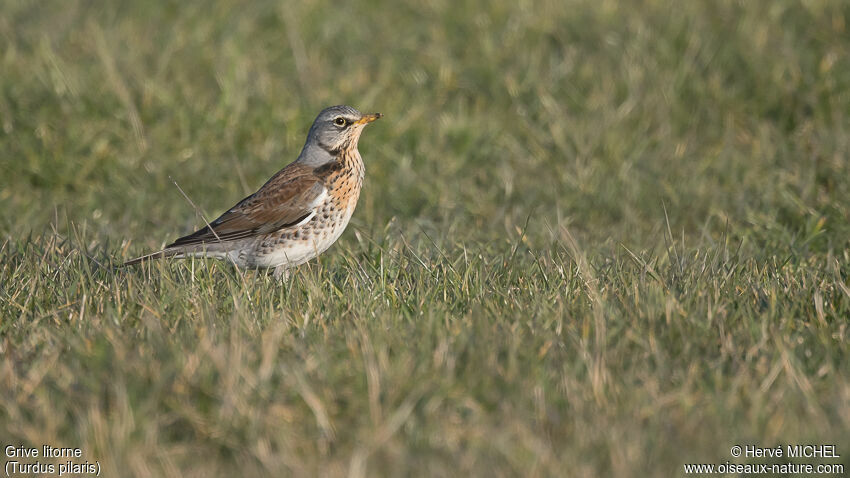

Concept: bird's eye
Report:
left=334, top=117, right=347, bottom=127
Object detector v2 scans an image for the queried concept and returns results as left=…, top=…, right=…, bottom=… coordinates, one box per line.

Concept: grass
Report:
left=1, top=0, right=849, bottom=476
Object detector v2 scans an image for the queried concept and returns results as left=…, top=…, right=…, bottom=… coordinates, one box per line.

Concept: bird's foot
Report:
left=272, top=265, right=291, bottom=281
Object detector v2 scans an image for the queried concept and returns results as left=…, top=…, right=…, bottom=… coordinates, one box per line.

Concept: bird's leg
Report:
left=273, top=265, right=290, bottom=281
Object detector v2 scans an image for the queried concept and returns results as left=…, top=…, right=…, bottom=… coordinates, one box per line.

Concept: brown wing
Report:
left=167, top=163, right=326, bottom=248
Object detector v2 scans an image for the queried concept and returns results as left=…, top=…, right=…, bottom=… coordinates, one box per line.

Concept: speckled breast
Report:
left=253, top=152, right=364, bottom=269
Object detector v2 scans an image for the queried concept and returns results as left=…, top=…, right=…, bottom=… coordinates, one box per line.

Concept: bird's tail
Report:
left=121, top=249, right=179, bottom=267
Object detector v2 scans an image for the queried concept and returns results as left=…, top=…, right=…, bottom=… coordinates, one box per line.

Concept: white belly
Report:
left=252, top=239, right=327, bottom=268
left=250, top=207, right=354, bottom=269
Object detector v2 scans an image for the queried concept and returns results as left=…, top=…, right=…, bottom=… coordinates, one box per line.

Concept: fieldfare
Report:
left=124, top=105, right=381, bottom=279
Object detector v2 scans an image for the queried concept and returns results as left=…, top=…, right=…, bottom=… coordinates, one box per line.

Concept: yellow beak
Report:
left=355, top=113, right=383, bottom=125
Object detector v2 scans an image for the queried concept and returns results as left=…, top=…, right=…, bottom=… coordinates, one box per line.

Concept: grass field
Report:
left=2, top=0, right=849, bottom=476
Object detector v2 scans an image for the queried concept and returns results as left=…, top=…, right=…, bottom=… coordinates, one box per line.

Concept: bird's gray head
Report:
left=296, top=105, right=382, bottom=166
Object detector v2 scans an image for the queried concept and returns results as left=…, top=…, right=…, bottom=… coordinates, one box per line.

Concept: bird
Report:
left=123, top=105, right=381, bottom=279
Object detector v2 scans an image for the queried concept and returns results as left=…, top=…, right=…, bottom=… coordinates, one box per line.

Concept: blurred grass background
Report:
left=1, top=0, right=849, bottom=476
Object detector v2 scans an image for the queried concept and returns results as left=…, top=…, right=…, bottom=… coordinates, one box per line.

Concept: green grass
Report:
left=2, top=0, right=849, bottom=476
